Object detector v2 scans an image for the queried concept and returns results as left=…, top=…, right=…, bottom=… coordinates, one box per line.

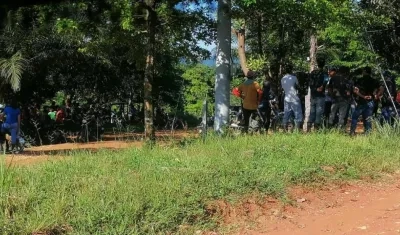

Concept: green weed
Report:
left=1, top=133, right=400, bottom=234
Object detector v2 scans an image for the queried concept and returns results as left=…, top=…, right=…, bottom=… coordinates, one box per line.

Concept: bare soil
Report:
left=4, top=130, right=196, bottom=166
left=208, top=176, right=400, bottom=235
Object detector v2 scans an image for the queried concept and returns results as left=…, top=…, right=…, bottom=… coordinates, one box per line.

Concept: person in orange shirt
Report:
left=232, top=71, right=262, bottom=133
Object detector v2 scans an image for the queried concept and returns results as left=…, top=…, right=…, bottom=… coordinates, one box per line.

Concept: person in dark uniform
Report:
left=324, top=67, right=336, bottom=126
left=350, top=67, right=380, bottom=135
left=259, top=76, right=277, bottom=133
left=376, top=71, right=398, bottom=125
left=308, top=57, right=328, bottom=131
left=328, top=66, right=352, bottom=130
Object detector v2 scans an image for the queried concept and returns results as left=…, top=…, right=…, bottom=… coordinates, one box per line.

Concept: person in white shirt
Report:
left=281, top=63, right=303, bottom=131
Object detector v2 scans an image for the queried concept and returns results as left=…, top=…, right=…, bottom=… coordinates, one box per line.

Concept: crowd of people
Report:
left=0, top=99, right=74, bottom=153
left=0, top=98, right=116, bottom=153
left=233, top=57, right=399, bottom=135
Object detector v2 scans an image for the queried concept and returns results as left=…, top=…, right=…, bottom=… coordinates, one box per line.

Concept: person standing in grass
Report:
left=350, top=67, right=379, bottom=135
left=324, top=67, right=336, bottom=126
left=0, top=104, right=8, bottom=152
left=259, top=75, right=277, bottom=133
left=376, top=71, right=398, bottom=125
left=281, top=63, right=303, bottom=131
left=232, top=70, right=262, bottom=133
left=2, top=98, right=21, bottom=153
left=328, top=66, right=351, bottom=130
left=308, top=57, right=327, bottom=131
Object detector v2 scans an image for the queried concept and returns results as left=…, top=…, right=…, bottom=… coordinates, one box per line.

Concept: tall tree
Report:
left=144, top=0, right=156, bottom=142
left=303, top=33, right=317, bottom=131
left=214, top=0, right=231, bottom=133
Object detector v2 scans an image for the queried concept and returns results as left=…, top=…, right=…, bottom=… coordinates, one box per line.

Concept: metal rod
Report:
left=364, top=30, right=399, bottom=118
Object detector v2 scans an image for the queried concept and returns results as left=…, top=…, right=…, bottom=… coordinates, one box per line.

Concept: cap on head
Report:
left=328, top=66, right=337, bottom=72
left=246, top=70, right=256, bottom=79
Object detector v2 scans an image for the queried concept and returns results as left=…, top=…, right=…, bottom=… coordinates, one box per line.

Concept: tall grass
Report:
left=374, top=118, right=400, bottom=137
left=1, top=133, right=400, bottom=234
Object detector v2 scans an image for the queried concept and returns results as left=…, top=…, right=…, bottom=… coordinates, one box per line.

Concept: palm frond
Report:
left=5, top=10, right=13, bottom=32
left=0, top=51, right=27, bottom=91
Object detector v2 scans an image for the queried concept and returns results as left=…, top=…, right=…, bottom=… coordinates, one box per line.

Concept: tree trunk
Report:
left=232, top=27, right=249, bottom=77
left=303, top=33, right=317, bottom=131
left=277, top=24, right=285, bottom=77
left=257, top=14, right=263, bottom=56
left=144, top=0, right=156, bottom=142
left=214, top=0, right=231, bottom=133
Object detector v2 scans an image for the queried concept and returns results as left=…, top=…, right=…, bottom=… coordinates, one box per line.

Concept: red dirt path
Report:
left=4, top=130, right=195, bottom=166
left=3, top=141, right=141, bottom=166
left=212, top=176, right=400, bottom=235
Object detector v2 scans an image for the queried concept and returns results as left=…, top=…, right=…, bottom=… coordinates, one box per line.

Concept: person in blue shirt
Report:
left=2, top=98, right=21, bottom=152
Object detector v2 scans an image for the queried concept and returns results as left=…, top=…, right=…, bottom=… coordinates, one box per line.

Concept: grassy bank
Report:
left=1, top=133, right=400, bottom=234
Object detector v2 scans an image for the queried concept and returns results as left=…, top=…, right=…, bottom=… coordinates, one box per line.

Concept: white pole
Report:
left=214, top=0, right=231, bottom=134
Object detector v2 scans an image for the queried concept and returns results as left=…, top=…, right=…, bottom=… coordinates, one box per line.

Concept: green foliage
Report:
left=2, top=133, right=400, bottom=233
left=0, top=0, right=214, bottom=114
left=1, top=0, right=399, bottom=118
left=319, top=23, right=377, bottom=70
left=233, top=0, right=398, bottom=76
left=247, top=55, right=268, bottom=72
left=55, top=18, right=79, bottom=34
left=182, top=64, right=215, bottom=116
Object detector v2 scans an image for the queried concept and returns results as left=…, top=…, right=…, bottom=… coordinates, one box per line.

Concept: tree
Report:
left=303, top=34, right=317, bottom=131
left=182, top=63, right=215, bottom=116
left=359, top=0, right=400, bottom=70
left=143, top=0, right=157, bottom=142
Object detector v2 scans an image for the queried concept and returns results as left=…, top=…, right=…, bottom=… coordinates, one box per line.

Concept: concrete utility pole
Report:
left=214, top=0, right=231, bottom=134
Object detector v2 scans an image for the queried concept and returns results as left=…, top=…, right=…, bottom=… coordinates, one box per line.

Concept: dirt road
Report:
left=3, top=130, right=195, bottom=166
left=3, top=141, right=140, bottom=166
left=230, top=178, right=400, bottom=235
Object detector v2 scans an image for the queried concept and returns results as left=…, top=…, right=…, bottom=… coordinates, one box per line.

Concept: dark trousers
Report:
left=329, top=99, right=350, bottom=129
left=0, top=121, right=8, bottom=151
left=242, top=108, right=256, bottom=132
left=381, top=105, right=397, bottom=125
left=259, top=102, right=271, bottom=132
left=324, top=101, right=332, bottom=126
left=350, top=101, right=374, bottom=134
